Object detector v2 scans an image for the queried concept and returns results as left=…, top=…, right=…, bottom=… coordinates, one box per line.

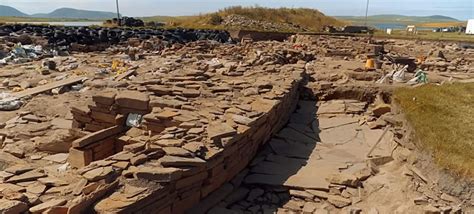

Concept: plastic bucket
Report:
left=365, top=59, right=375, bottom=69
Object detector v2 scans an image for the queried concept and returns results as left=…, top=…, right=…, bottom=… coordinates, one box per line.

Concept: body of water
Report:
left=372, top=23, right=435, bottom=31
left=8, top=21, right=103, bottom=27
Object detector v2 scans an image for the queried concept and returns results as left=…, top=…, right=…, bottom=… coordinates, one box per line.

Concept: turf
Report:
left=394, top=83, right=474, bottom=178
left=145, top=6, right=343, bottom=32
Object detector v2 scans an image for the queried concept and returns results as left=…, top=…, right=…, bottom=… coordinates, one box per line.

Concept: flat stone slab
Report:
left=245, top=171, right=330, bottom=191
left=5, top=170, right=46, bottom=183
left=159, top=155, right=206, bottom=167
left=289, top=112, right=315, bottom=125
left=0, top=199, right=28, bottom=214
left=276, top=128, right=316, bottom=145
left=134, top=167, right=183, bottom=182
left=207, top=122, right=237, bottom=141
left=318, top=116, right=359, bottom=130
left=269, top=139, right=315, bottom=159
left=317, top=100, right=366, bottom=115
left=317, top=101, right=346, bottom=115
left=42, top=153, right=69, bottom=163
left=296, top=100, right=317, bottom=115
left=250, top=160, right=305, bottom=176
left=247, top=111, right=393, bottom=192
left=29, top=198, right=67, bottom=213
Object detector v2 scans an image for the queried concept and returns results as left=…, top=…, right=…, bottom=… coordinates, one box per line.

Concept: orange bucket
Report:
left=365, top=58, right=375, bottom=70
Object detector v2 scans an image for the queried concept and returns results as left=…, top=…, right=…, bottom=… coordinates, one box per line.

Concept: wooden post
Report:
left=116, top=0, right=121, bottom=26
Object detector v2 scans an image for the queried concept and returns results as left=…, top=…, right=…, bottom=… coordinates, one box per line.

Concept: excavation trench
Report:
left=68, top=84, right=401, bottom=213
left=197, top=86, right=397, bottom=214
left=59, top=74, right=469, bottom=213
left=201, top=85, right=472, bottom=214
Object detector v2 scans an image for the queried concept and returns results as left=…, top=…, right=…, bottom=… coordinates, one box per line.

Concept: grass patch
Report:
left=373, top=30, right=474, bottom=43
left=145, top=6, right=343, bottom=32
left=394, top=83, right=474, bottom=178
left=418, top=22, right=466, bottom=28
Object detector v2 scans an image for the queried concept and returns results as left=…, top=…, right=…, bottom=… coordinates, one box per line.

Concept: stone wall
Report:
left=62, top=65, right=307, bottom=213
left=91, top=74, right=304, bottom=214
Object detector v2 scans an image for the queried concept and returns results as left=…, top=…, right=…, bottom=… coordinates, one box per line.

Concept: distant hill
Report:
left=0, top=5, right=117, bottom=20
left=32, top=8, right=117, bottom=19
left=338, top=14, right=460, bottom=24
left=0, top=5, right=28, bottom=17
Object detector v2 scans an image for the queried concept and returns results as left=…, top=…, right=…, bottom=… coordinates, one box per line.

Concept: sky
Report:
left=1, top=0, right=473, bottom=20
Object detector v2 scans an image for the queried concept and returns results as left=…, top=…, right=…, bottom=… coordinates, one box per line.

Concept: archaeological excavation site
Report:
left=0, top=24, right=473, bottom=214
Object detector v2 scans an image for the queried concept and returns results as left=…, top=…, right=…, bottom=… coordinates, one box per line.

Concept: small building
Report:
left=466, top=19, right=474, bottom=35
left=406, top=25, right=417, bottom=34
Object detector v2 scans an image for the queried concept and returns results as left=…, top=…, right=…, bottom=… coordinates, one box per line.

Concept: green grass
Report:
left=142, top=15, right=180, bottom=23
left=338, top=15, right=465, bottom=28
left=373, top=30, right=474, bottom=43
left=145, top=6, right=343, bottom=32
left=394, top=83, right=474, bottom=179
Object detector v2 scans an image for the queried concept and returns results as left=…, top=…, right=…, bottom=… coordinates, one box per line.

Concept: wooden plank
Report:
left=114, top=69, right=136, bottom=81
left=366, top=126, right=390, bottom=158
left=11, top=76, right=87, bottom=99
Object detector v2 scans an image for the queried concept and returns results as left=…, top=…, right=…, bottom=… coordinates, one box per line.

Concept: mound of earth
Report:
left=222, top=15, right=308, bottom=32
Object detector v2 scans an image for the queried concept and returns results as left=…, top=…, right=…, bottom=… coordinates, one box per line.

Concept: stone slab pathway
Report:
left=244, top=100, right=393, bottom=191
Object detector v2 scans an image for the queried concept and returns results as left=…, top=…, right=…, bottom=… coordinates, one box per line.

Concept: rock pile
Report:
left=105, top=17, right=145, bottom=27
left=223, top=15, right=307, bottom=32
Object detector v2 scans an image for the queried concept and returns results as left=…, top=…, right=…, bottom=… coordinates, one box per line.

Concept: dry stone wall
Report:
left=62, top=63, right=307, bottom=213
left=88, top=72, right=304, bottom=214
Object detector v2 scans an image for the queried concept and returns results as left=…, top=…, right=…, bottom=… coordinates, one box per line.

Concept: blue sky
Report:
left=1, top=0, right=473, bottom=20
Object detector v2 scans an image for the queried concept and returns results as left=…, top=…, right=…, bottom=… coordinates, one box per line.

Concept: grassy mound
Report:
left=394, top=83, right=474, bottom=178
left=145, top=6, right=343, bottom=32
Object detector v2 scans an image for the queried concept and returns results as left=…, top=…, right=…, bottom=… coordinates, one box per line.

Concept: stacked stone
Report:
left=68, top=126, right=126, bottom=168
left=70, top=105, right=92, bottom=130
left=115, top=91, right=151, bottom=115
left=68, top=91, right=152, bottom=168
left=87, top=69, right=305, bottom=214
left=71, top=91, right=122, bottom=132
left=142, top=109, right=182, bottom=134
left=0, top=164, right=74, bottom=213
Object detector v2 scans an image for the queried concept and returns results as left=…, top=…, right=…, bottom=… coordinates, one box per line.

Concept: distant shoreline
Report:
left=4, top=21, right=102, bottom=27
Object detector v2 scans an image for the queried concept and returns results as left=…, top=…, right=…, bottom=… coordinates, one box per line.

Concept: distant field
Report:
left=0, top=16, right=102, bottom=23
left=418, top=22, right=466, bottom=28
left=394, top=83, right=474, bottom=178
left=141, top=16, right=176, bottom=23
left=339, top=14, right=467, bottom=30
left=373, top=30, right=474, bottom=43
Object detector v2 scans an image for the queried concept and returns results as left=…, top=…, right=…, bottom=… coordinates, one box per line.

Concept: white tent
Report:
left=467, top=19, right=474, bottom=35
